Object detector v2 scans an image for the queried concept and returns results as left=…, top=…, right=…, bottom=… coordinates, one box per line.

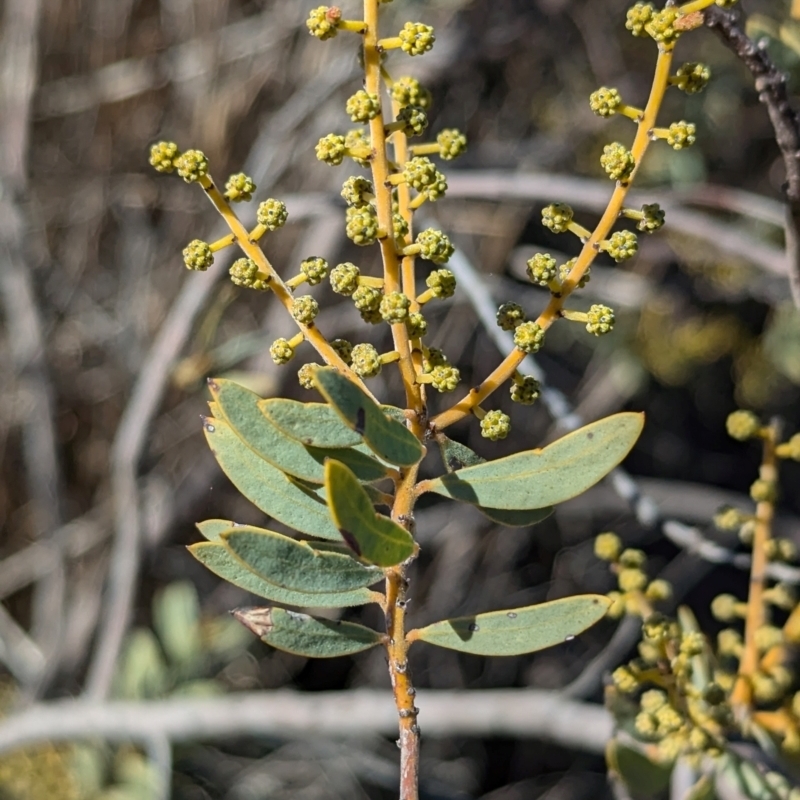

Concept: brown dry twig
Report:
left=705, top=4, right=800, bottom=307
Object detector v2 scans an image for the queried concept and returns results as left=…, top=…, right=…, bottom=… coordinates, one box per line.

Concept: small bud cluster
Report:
left=403, top=157, right=447, bottom=201
left=175, top=149, right=209, bottom=183
left=601, top=142, right=635, bottom=182
left=330, top=262, right=361, bottom=295
left=380, top=291, right=411, bottom=323
left=230, top=258, right=269, bottom=291
left=637, top=203, right=665, bottom=233
left=436, top=129, right=467, bottom=160
left=351, top=343, right=382, bottom=378
left=589, top=87, right=623, bottom=118
left=306, top=6, right=341, bottom=40
left=541, top=203, right=573, bottom=234
left=224, top=173, right=256, bottom=203
left=585, top=304, right=615, bottom=336
left=603, top=230, right=638, bottom=262
left=391, top=76, right=432, bottom=109
left=300, top=257, right=329, bottom=286
left=425, top=269, right=456, bottom=299
left=341, top=177, right=374, bottom=207
left=257, top=199, right=289, bottom=230
left=480, top=410, right=511, bottom=441
left=398, top=21, right=435, bottom=56
left=666, top=121, right=696, bottom=150
left=183, top=239, right=213, bottom=271
left=346, top=90, right=381, bottom=123
left=415, top=229, right=453, bottom=263
left=510, top=375, right=540, bottom=405
left=526, top=253, right=557, bottom=287
left=673, top=62, right=711, bottom=94
left=346, top=206, right=379, bottom=246
left=396, top=106, right=428, bottom=137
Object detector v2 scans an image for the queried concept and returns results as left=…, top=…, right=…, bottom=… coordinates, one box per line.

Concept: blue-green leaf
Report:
left=438, top=436, right=485, bottom=472
left=221, top=526, right=383, bottom=593
left=408, top=594, right=611, bottom=655
left=209, top=378, right=389, bottom=483
left=259, top=398, right=363, bottom=448
left=325, top=460, right=414, bottom=567
left=196, top=519, right=238, bottom=542
left=188, top=542, right=380, bottom=607
left=203, top=416, right=340, bottom=539
left=312, top=367, right=424, bottom=467
left=233, top=606, right=384, bottom=657
left=421, top=413, right=644, bottom=510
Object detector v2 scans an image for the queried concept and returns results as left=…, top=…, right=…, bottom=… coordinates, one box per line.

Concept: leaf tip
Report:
left=232, top=606, right=274, bottom=637
left=207, top=377, right=220, bottom=393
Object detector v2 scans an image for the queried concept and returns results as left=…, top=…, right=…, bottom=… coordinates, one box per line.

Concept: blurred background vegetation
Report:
left=0, top=0, right=799, bottom=797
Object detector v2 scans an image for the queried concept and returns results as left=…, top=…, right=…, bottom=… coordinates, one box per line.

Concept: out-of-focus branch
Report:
left=706, top=4, right=800, bottom=307
left=0, top=689, right=612, bottom=757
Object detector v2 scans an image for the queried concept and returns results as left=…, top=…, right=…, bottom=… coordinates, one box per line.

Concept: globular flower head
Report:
left=711, top=594, right=740, bottom=622
left=780, top=433, right=800, bottom=461
left=224, top=172, right=256, bottom=202
left=149, top=141, right=180, bottom=173
left=330, top=338, right=353, bottom=364
left=618, top=568, right=647, bottom=593
left=645, top=7, right=681, bottom=45
left=601, top=142, right=635, bottom=182
left=391, top=76, right=432, bottom=109
left=480, top=409, right=511, bottom=441
left=511, top=376, right=541, bottom=405
left=403, top=156, right=439, bottom=190
left=612, top=665, right=639, bottom=693
left=346, top=205, right=379, bottom=246
left=666, top=121, right=696, bottom=150
left=513, top=321, right=546, bottom=353
left=589, top=87, right=623, bottom=118
left=726, top=410, right=761, bottom=441
left=351, top=343, right=382, bottom=378
left=291, top=295, right=320, bottom=325
left=526, top=253, right=558, bottom=286
left=422, top=347, right=448, bottom=372
left=604, top=230, right=638, bottom=262
left=437, top=129, right=467, bottom=160
left=380, top=291, right=411, bottom=323
left=396, top=105, right=428, bottom=137
left=713, top=506, right=746, bottom=531
left=393, top=212, right=409, bottom=240
left=638, top=203, right=665, bottom=233
left=175, top=149, right=209, bottom=183
left=399, top=21, right=435, bottom=56
left=316, top=134, right=347, bottom=166
left=559, top=258, right=590, bottom=288
left=586, top=304, right=615, bottom=336
left=496, top=302, right=526, bottom=331
left=750, top=478, right=777, bottom=504
left=619, top=548, right=646, bottom=568
left=352, top=284, right=383, bottom=312
left=541, top=203, right=573, bottom=234
left=306, top=5, right=341, bottom=39
left=270, top=338, right=295, bottom=365
left=594, top=532, right=622, bottom=562
left=300, top=256, right=329, bottom=285
left=230, top=259, right=270, bottom=291
left=426, top=268, right=456, bottom=299
left=298, top=363, right=318, bottom=390
left=182, top=239, right=213, bottom=271
left=406, top=312, right=427, bottom=338
left=257, top=198, right=289, bottom=230
left=626, top=3, right=654, bottom=37
left=341, top=176, right=375, bottom=207
left=346, top=90, right=381, bottom=123
left=415, top=229, right=454, bottom=263
left=330, top=262, right=361, bottom=295
left=674, top=62, right=711, bottom=94
left=430, top=365, right=460, bottom=392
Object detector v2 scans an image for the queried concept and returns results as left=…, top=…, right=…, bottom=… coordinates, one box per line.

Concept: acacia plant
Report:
left=148, top=1, right=734, bottom=796
left=599, top=414, right=800, bottom=798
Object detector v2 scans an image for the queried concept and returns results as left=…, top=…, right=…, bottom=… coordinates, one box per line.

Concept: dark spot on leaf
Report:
left=592, top=598, right=600, bottom=604
left=587, top=432, right=594, bottom=439
left=468, top=623, right=480, bottom=632
left=303, top=438, right=313, bottom=445
left=339, top=528, right=362, bottom=556
left=507, top=612, right=517, bottom=619
left=355, top=407, right=366, bottom=435
left=447, top=457, right=462, bottom=471
left=205, top=423, right=216, bottom=433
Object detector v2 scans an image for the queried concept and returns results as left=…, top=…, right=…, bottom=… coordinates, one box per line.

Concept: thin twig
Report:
left=706, top=4, right=800, bottom=307
left=0, top=689, right=612, bottom=757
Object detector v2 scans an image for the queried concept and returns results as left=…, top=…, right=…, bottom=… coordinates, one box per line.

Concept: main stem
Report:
left=731, top=422, right=779, bottom=711
left=430, top=46, right=675, bottom=432
left=363, top=3, right=424, bottom=797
